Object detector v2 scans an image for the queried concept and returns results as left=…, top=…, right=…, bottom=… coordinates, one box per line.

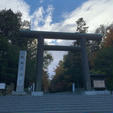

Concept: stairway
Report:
left=0, top=93, right=113, bottom=113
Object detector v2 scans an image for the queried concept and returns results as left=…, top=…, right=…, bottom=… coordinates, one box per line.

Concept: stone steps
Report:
left=0, top=94, right=112, bottom=113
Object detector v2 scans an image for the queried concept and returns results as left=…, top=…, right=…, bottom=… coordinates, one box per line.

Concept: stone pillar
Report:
left=80, top=38, right=91, bottom=90
left=36, top=37, right=44, bottom=91
left=16, top=51, right=27, bottom=94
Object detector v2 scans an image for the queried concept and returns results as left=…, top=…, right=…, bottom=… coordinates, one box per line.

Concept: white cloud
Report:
left=31, top=5, right=54, bottom=31
left=32, top=0, right=113, bottom=33
left=62, top=0, right=113, bottom=32
left=0, top=0, right=30, bottom=21
left=31, top=7, right=45, bottom=30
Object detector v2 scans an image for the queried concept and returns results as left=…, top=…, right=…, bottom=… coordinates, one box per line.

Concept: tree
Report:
left=0, top=9, right=53, bottom=92
left=50, top=18, right=105, bottom=92
left=0, top=9, right=22, bottom=89
left=103, top=24, right=113, bottom=48
left=90, top=24, right=113, bottom=93
left=0, top=36, right=19, bottom=86
left=76, top=17, right=88, bottom=33
left=102, top=25, right=113, bottom=93
left=0, top=9, right=21, bottom=38
left=50, top=61, right=67, bottom=92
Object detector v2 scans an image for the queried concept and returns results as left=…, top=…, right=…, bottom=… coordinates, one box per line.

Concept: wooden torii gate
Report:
left=20, top=30, right=102, bottom=92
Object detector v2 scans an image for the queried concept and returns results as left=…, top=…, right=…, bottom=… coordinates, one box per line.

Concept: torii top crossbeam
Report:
left=19, top=30, right=102, bottom=40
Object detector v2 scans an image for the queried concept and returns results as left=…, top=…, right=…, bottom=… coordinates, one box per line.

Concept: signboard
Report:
left=93, top=80, right=105, bottom=88
left=16, top=51, right=27, bottom=93
left=0, top=83, right=6, bottom=89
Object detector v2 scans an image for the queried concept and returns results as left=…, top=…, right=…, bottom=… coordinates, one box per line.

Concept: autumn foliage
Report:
left=103, top=26, right=113, bottom=48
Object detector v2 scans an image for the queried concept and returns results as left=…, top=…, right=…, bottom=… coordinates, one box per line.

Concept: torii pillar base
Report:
left=31, top=91, right=43, bottom=96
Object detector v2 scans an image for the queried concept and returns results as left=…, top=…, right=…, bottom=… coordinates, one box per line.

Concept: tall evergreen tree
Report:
left=0, top=9, right=53, bottom=92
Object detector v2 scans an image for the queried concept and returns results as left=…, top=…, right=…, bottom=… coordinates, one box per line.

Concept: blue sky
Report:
left=25, top=0, right=87, bottom=23
left=0, top=0, right=113, bottom=78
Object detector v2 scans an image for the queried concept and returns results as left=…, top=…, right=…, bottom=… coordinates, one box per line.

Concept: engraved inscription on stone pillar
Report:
left=16, top=51, right=27, bottom=94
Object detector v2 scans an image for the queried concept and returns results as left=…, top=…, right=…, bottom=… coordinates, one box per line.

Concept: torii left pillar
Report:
left=32, top=36, right=44, bottom=96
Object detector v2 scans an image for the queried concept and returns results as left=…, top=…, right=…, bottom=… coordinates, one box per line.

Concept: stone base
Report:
left=31, top=91, right=44, bottom=96
left=84, top=90, right=110, bottom=95
left=12, top=91, right=26, bottom=96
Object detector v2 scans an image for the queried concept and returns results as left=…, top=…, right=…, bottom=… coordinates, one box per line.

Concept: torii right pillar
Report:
left=80, top=38, right=91, bottom=90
